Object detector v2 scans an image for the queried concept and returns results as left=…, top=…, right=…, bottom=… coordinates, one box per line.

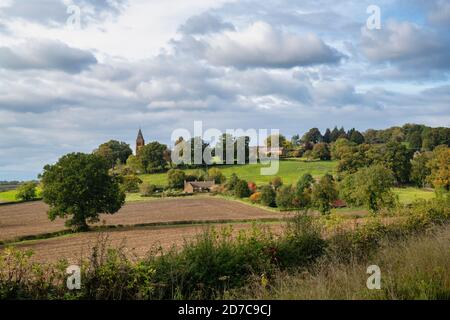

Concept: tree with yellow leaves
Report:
left=427, top=145, right=450, bottom=192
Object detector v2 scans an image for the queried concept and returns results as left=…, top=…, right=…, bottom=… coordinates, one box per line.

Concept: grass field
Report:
left=393, top=187, right=435, bottom=204
left=0, top=189, right=18, bottom=202
left=139, top=160, right=338, bottom=186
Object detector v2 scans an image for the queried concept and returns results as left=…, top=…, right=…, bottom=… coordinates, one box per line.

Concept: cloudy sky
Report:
left=0, top=0, right=449, bottom=180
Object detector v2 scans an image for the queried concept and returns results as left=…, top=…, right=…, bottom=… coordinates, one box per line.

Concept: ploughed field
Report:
left=0, top=197, right=281, bottom=243
left=10, top=223, right=283, bottom=263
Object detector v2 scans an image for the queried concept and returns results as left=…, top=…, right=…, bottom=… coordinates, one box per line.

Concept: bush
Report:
left=276, top=185, right=294, bottom=209
left=276, top=215, right=326, bottom=268
left=247, top=182, right=257, bottom=194
left=234, top=180, right=251, bottom=198
left=140, top=183, right=156, bottom=197
left=311, top=143, right=331, bottom=160
left=192, top=169, right=208, bottom=181
left=292, top=149, right=303, bottom=158
left=303, top=150, right=312, bottom=160
left=167, top=169, right=186, bottom=189
left=15, top=182, right=38, bottom=201
left=270, top=176, right=283, bottom=190
left=121, top=175, right=142, bottom=193
left=207, top=168, right=226, bottom=184
left=260, top=185, right=276, bottom=207
left=249, top=192, right=262, bottom=203
left=163, top=189, right=186, bottom=197
left=226, top=173, right=239, bottom=190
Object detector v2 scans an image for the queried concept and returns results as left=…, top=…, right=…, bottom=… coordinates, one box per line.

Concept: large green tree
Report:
left=301, top=128, right=322, bottom=144
left=311, top=174, right=338, bottom=214
left=427, top=145, right=450, bottom=191
left=410, top=151, right=432, bottom=187
left=40, top=153, right=125, bottom=231
left=293, top=173, right=314, bottom=209
left=347, top=128, right=365, bottom=144
left=311, top=143, right=331, bottom=160
left=140, top=141, right=168, bottom=173
left=380, top=141, right=413, bottom=184
left=265, top=134, right=286, bottom=148
left=339, top=164, right=396, bottom=213
left=94, top=140, right=132, bottom=168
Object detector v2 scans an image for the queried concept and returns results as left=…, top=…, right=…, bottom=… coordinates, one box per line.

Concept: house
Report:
left=250, top=146, right=285, bottom=158
left=184, top=180, right=216, bottom=193
left=331, top=199, right=347, bottom=208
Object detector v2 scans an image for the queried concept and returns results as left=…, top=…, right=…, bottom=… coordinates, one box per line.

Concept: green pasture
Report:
left=392, top=187, right=435, bottom=204
left=0, top=189, right=18, bottom=202
left=139, top=160, right=338, bottom=186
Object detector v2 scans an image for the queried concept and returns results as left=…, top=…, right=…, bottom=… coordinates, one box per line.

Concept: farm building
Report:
left=184, top=181, right=216, bottom=193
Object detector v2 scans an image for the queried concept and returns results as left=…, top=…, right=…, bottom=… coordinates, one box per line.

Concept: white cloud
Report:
left=202, top=21, right=344, bottom=68
left=360, top=20, right=450, bottom=70
left=0, top=39, right=97, bottom=72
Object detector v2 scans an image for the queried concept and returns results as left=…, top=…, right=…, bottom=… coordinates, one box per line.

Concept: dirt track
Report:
left=0, top=197, right=281, bottom=242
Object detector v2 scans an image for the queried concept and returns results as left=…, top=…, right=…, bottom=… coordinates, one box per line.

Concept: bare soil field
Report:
left=10, top=222, right=283, bottom=263
left=0, top=197, right=282, bottom=242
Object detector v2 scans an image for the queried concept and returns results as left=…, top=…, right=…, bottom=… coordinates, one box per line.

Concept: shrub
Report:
left=311, top=143, right=331, bottom=160
left=192, top=169, right=208, bottom=181
left=247, top=182, right=257, bottom=194
left=276, top=185, right=294, bottom=209
left=163, top=189, right=186, bottom=197
left=292, top=149, right=303, bottom=158
left=303, top=150, right=312, bottom=160
left=167, top=169, right=186, bottom=189
left=207, top=168, right=226, bottom=184
left=260, top=185, right=276, bottom=207
left=121, top=175, right=142, bottom=193
left=276, top=214, right=326, bottom=268
left=226, top=173, right=239, bottom=190
left=249, top=192, right=262, bottom=203
left=140, top=183, right=156, bottom=197
left=270, top=176, right=283, bottom=190
left=15, top=182, right=38, bottom=201
left=234, top=180, right=251, bottom=198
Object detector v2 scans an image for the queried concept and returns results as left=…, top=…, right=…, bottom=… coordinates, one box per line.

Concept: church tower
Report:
left=136, top=129, right=145, bottom=155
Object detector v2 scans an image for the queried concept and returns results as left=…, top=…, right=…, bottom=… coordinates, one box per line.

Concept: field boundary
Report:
left=0, top=216, right=287, bottom=246
left=0, top=198, right=43, bottom=206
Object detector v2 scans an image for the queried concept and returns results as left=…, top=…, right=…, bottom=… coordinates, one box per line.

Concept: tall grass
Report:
left=234, top=224, right=450, bottom=300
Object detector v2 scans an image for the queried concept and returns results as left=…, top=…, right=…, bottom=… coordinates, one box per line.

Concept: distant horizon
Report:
left=2, top=121, right=446, bottom=181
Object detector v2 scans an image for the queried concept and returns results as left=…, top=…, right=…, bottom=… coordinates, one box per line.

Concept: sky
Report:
left=0, top=0, right=449, bottom=180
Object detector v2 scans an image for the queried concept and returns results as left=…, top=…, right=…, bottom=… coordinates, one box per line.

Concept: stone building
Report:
left=184, top=180, right=216, bottom=193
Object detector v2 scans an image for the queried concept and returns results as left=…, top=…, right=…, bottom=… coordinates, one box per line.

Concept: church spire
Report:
left=136, top=128, right=145, bottom=155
